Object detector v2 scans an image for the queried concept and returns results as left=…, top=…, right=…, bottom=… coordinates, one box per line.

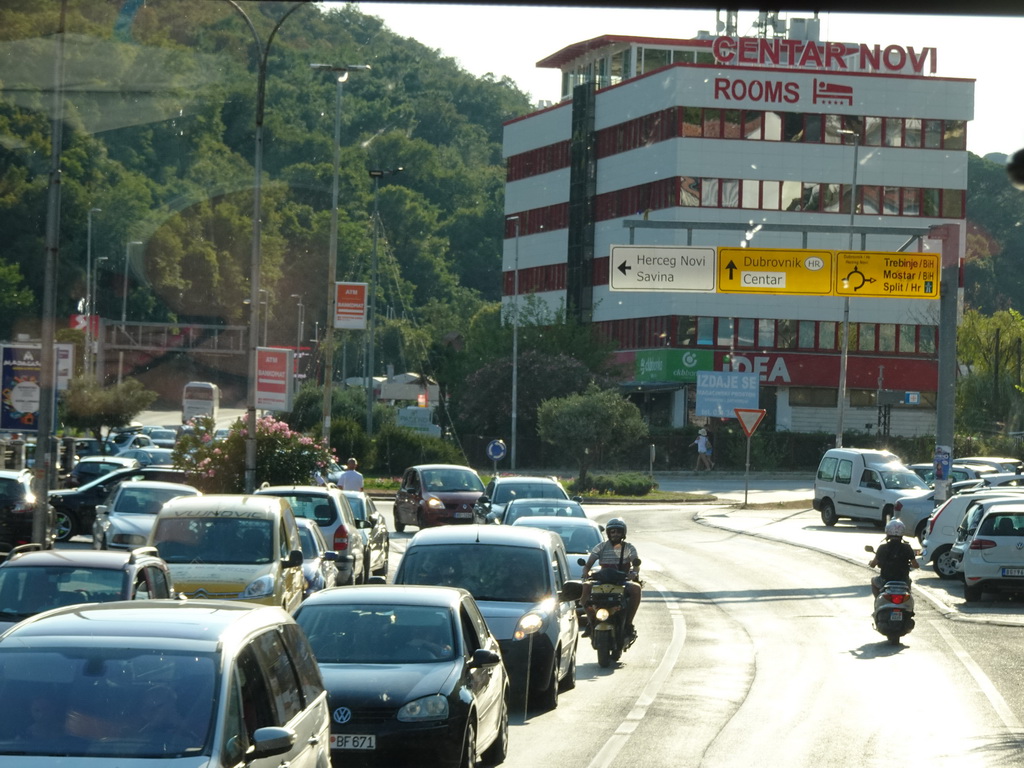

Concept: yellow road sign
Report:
left=835, top=251, right=940, bottom=298
left=717, top=248, right=833, bottom=295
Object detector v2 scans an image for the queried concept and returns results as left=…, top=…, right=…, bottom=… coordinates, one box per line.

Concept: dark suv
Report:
left=0, top=544, right=175, bottom=630
left=0, top=469, right=54, bottom=554
left=48, top=466, right=191, bottom=542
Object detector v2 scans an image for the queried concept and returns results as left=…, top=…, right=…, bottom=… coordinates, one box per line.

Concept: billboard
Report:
left=255, top=347, right=293, bottom=411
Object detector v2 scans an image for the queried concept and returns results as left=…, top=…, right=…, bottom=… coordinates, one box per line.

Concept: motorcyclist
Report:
left=868, top=519, right=919, bottom=597
left=580, top=518, right=641, bottom=638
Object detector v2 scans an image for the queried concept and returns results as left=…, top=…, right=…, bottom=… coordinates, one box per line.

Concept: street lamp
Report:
left=835, top=128, right=860, bottom=448
left=85, top=207, right=100, bottom=377
left=366, top=166, right=404, bottom=436
left=92, top=256, right=108, bottom=381
left=118, top=240, right=142, bottom=385
left=508, top=215, right=520, bottom=470
left=291, top=293, right=305, bottom=357
left=311, top=63, right=370, bottom=438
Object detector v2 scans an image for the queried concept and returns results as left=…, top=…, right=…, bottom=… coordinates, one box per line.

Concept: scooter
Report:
left=864, top=545, right=916, bottom=645
left=579, top=558, right=640, bottom=668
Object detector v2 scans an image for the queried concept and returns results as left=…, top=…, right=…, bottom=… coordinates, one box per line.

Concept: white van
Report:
left=813, top=448, right=932, bottom=528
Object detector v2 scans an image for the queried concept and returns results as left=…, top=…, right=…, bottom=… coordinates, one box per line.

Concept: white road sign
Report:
left=609, top=245, right=716, bottom=292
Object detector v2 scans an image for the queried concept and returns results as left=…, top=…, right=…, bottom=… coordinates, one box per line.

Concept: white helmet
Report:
left=885, top=519, right=906, bottom=537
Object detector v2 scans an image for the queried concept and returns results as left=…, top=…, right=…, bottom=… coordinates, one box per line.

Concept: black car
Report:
left=48, top=466, right=191, bottom=542
left=295, top=584, right=509, bottom=768
left=342, top=490, right=390, bottom=577
left=0, top=470, right=54, bottom=555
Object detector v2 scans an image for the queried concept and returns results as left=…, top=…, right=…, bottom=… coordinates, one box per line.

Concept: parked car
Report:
left=909, top=461, right=997, bottom=486
left=813, top=447, right=931, bottom=528
left=92, top=480, right=201, bottom=550
left=140, top=426, right=179, bottom=448
left=104, top=430, right=155, bottom=454
left=117, top=447, right=176, bottom=466
left=0, top=469, right=54, bottom=555
left=149, top=494, right=305, bottom=613
left=0, top=600, right=331, bottom=765
left=499, top=497, right=588, bottom=526
left=960, top=501, right=1024, bottom=601
left=955, top=456, right=1024, bottom=475
left=393, top=525, right=580, bottom=710
left=476, top=475, right=578, bottom=523
left=892, top=491, right=939, bottom=542
left=920, top=488, right=1024, bottom=577
left=255, top=485, right=368, bottom=585
left=341, top=489, right=390, bottom=577
left=294, top=584, right=509, bottom=768
left=0, top=544, right=175, bottom=630
left=393, top=464, right=486, bottom=532
left=49, top=465, right=193, bottom=542
left=295, top=517, right=339, bottom=596
left=66, top=454, right=141, bottom=487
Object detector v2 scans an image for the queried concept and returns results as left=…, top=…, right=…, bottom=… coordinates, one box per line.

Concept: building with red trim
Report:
left=502, top=17, right=971, bottom=437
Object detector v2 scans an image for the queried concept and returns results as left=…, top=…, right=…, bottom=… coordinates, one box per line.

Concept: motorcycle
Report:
left=578, top=558, right=641, bottom=668
left=864, top=545, right=916, bottom=645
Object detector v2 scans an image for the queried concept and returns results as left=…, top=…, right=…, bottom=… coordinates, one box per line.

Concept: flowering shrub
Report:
left=172, top=415, right=335, bottom=493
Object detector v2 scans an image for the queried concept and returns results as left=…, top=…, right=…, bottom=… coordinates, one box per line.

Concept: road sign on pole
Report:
left=609, top=245, right=716, bottom=292
left=735, top=408, right=766, bottom=437
left=717, top=248, right=833, bottom=295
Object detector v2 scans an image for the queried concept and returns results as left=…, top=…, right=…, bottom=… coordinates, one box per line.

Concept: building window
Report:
left=884, top=118, right=902, bottom=147
left=790, top=387, right=837, bottom=407
left=820, top=321, right=837, bottom=350
left=920, top=326, right=937, bottom=354
left=677, top=316, right=697, bottom=346
left=922, top=188, right=940, bottom=217
left=717, top=317, right=734, bottom=346
left=864, top=116, right=882, bottom=146
left=703, top=108, right=721, bottom=138
left=923, top=120, right=942, bottom=149
left=942, top=189, right=965, bottom=218
left=758, top=318, right=775, bottom=347
left=777, top=319, right=796, bottom=349
left=722, top=179, right=739, bottom=208
left=737, top=318, right=755, bottom=347
left=858, top=324, right=876, bottom=352
left=741, top=179, right=760, bottom=208
left=899, top=325, right=917, bottom=353
left=904, top=118, right=922, bottom=148
left=798, top=320, right=816, bottom=348
left=743, top=111, right=763, bottom=140
left=723, top=109, right=742, bottom=139
left=903, top=188, right=920, bottom=216
left=763, top=111, right=783, bottom=141
left=763, top=180, right=781, bottom=209
left=879, top=324, right=896, bottom=352
left=944, top=120, right=966, bottom=150
left=683, top=107, right=701, bottom=137
left=701, top=178, right=719, bottom=207
left=696, top=316, right=714, bottom=345
left=680, top=176, right=700, bottom=206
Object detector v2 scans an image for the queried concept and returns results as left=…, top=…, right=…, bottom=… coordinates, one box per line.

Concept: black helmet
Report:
left=606, top=518, right=627, bottom=536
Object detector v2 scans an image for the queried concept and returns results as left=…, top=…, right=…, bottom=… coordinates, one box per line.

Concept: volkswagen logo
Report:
left=1016, top=542, right=1024, bottom=551
left=332, top=707, right=353, bottom=724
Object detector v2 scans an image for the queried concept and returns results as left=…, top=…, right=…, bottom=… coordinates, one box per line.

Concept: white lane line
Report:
left=585, top=581, right=687, bottom=768
left=931, top=619, right=1024, bottom=733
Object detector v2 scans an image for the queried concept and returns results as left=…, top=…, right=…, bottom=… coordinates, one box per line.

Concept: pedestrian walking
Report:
left=338, top=457, right=364, bottom=492
left=691, top=429, right=714, bottom=471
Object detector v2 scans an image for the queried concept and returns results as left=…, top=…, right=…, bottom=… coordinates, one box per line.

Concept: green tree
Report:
left=537, top=385, right=649, bottom=487
left=60, top=377, right=158, bottom=447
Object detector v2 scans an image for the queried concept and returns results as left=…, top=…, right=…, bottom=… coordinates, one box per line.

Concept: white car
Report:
left=93, top=480, right=201, bottom=550
left=919, top=488, right=1024, bottom=578
left=814, top=448, right=931, bottom=528
left=961, top=501, right=1024, bottom=602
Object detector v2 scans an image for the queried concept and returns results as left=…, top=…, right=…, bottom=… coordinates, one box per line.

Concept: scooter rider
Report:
left=580, top=518, right=641, bottom=638
left=868, top=519, right=919, bottom=597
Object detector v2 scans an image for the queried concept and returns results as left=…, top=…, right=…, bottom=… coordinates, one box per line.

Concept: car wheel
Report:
left=416, top=508, right=427, bottom=530
left=393, top=506, right=405, bottom=533
left=533, top=653, right=559, bottom=712
left=361, top=555, right=370, bottom=584
left=459, top=718, right=477, bottom=768
left=558, top=643, right=577, bottom=692
left=963, top=582, right=983, bottom=602
left=53, top=509, right=76, bottom=542
left=480, top=694, right=509, bottom=766
left=932, top=545, right=958, bottom=579
left=915, top=520, right=928, bottom=544
left=372, top=545, right=389, bottom=577
left=819, top=499, right=838, bottom=527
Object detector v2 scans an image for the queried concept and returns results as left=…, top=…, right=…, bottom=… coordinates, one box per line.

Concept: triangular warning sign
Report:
left=735, top=408, right=766, bottom=437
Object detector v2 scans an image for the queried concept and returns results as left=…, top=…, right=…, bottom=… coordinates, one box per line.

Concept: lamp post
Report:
left=366, top=167, right=404, bottom=436
left=835, top=128, right=860, bottom=448
left=92, top=256, right=108, bottom=381
left=224, top=0, right=310, bottom=493
left=118, top=240, right=142, bottom=386
left=291, top=293, right=305, bottom=357
left=85, top=207, right=100, bottom=378
left=310, top=63, right=369, bottom=438
left=508, top=215, right=520, bottom=470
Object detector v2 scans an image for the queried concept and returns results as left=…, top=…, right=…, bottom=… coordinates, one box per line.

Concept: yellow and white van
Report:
left=149, top=494, right=305, bottom=613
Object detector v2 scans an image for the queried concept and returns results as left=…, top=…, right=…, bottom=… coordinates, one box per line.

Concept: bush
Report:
left=568, top=472, right=655, bottom=497
left=372, top=424, right=468, bottom=476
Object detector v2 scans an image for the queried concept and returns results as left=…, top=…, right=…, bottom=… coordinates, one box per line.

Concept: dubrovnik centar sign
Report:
left=608, top=245, right=940, bottom=299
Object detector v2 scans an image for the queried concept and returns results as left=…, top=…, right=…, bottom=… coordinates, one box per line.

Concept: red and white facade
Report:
left=502, top=22, right=973, bottom=436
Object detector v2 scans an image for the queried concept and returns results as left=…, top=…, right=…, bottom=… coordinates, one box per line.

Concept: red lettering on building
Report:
left=712, top=77, right=800, bottom=104
left=715, top=36, right=937, bottom=75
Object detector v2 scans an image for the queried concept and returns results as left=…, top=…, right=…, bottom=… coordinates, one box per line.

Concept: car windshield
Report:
left=400, top=544, right=549, bottom=602
left=421, top=469, right=484, bottom=493
left=297, top=603, right=456, bottom=664
left=261, top=493, right=337, bottom=526
left=0, top=566, right=126, bottom=620
left=0, top=648, right=216, bottom=758
left=504, top=501, right=584, bottom=524
left=492, top=482, right=567, bottom=504
left=880, top=470, right=929, bottom=490
left=297, top=526, right=320, bottom=558
left=344, top=494, right=366, bottom=519
left=154, top=518, right=273, bottom=564
left=114, top=487, right=192, bottom=515
left=515, top=521, right=601, bottom=553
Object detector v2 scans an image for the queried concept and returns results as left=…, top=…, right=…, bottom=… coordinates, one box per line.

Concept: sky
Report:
left=351, top=3, right=1023, bottom=158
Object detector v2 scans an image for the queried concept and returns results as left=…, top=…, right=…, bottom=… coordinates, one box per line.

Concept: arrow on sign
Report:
left=617, top=261, right=632, bottom=277
left=735, top=408, right=766, bottom=437
left=725, top=260, right=737, bottom=280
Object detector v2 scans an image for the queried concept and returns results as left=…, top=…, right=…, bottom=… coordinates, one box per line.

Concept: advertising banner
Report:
left=335, top=282, right=368, bottom=330
left=695, top=370, right=759, bottom=417
left=1, top=346, right=42, bottom=432
left=256, top=347, right=293, bottom=411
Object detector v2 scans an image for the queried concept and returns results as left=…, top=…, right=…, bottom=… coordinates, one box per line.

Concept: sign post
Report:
left=735, top=408, right=767, bottom=507
left=486, top=439, right=507, bottom=474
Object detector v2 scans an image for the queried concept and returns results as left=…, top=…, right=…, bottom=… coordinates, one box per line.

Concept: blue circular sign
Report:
left=486, top=439, right=507, bottom=461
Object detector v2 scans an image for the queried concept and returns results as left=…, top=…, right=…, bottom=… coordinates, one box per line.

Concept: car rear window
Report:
left=399, top=543, right=549, bottom=602
left=978, top=513, right=1024, bottom=537
left=494, top=482, right=567, bottom=503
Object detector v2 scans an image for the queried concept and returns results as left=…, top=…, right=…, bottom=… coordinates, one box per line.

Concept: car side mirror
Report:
left=864, top=545, right=876, bottom=553
left=477, top=495, right=491, bottom=506
left=355, top=518, right=371, bottom=530
left=251, top=726, right=296, bottom=759
left=283, top=550, right=303, bottom=568
left=96, top=505, right=108, bottom=515
left=571, top=495, right=583, bottom=503
left=469, top=648, right=501, bottom=668
left=559, top=580, right=583, bottom=602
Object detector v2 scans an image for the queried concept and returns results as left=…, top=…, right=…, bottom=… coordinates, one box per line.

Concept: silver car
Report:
left=93, top=480, right=201, bottom=550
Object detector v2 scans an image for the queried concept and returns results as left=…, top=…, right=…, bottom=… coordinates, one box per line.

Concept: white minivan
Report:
left=813, top=448, right=932, bottom=528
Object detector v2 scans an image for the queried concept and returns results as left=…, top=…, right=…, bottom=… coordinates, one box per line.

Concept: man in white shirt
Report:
left=338, top=457, right=364, bottom=492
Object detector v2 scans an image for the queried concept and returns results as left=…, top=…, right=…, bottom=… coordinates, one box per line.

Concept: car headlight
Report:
left=397, top=694, right=449, bottom=722
left=425, top=495, right=445, bottom=510
left=242, top=574, right=275, bottom=598
left=514, top=612, right=544, bottom=640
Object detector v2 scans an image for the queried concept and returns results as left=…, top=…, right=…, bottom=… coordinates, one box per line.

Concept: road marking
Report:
left=585, top=581, right=686, bottom=768
left=931, top=619, right=1024, bottom=734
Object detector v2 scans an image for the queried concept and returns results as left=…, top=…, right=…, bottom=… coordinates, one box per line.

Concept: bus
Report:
left=181, top=381, right=220, bottom=424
